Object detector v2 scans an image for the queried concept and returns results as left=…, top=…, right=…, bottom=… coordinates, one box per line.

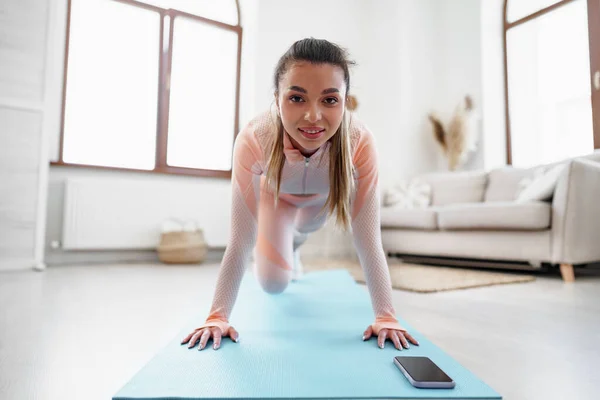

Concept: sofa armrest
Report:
left=551, top=159, right=600, bottom=264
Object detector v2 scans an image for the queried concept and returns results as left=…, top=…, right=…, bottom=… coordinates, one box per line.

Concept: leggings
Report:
left=253, top=178, right=328, bottom=294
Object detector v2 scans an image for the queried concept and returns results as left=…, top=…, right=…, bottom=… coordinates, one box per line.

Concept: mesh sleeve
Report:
left=351, top=130, right=405, bottom=333
left=198, top=128, right=263, bottom=334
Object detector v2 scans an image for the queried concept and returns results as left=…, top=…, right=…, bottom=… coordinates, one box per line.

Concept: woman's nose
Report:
left=304, top=105, right=322, bottom=123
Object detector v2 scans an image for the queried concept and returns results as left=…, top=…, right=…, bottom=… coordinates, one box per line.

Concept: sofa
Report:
left=380, top=150, right=600, bottom=282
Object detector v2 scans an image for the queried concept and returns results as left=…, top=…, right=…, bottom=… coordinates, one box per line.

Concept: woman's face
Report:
left=276, top=62, right=346, bottom=157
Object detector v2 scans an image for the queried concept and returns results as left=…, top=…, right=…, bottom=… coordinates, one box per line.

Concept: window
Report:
left=56, top=0, right=242, bottom=178
left=167, top=18, right=238, bottom=171
left=504, top=0, right=600, bottom=167
left=507, top=0, right=565, bottom=22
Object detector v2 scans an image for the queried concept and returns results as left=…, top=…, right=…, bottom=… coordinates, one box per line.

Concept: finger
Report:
left=181, top=330, right=196, bottom=345
left=198, top=329, right=211, bottom=350
left=398, top=332, right=410, bottom=349
left=378, top=329, right=388, bottom=349
left=405, top=332, right=420, bottom=346
left=228, top=327, right=240, bottom=343
left=363, top=325, right=373, bottom=341
left=212, top=327, right=223, bottom=350
left=187, top=330, right=203, bottom=349
left=390, top=331, right=402, bottom=351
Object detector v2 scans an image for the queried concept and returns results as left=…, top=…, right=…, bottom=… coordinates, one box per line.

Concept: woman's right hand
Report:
left=181, top=324, right=240, bottom=351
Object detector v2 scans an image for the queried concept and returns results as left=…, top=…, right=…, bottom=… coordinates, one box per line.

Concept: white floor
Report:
left=1, top=262, right=599, bottom=400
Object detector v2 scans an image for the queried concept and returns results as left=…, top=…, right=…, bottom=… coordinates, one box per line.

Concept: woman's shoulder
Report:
left=348, top=113, right=375, bottom=155
left=238, top=108, right=277, bottom=151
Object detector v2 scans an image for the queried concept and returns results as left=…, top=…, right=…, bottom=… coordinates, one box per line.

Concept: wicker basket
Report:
left=157, top=221, right=208, bottom=264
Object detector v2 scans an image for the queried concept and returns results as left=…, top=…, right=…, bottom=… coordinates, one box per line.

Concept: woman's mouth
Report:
left=298, top=127, right=325, bottom=140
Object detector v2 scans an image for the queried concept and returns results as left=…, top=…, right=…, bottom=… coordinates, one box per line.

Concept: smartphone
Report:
left=393, top=356, right=455, bottom=389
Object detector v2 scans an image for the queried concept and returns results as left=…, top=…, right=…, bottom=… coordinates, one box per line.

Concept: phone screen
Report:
left=394, top=356, right=453, bottom=383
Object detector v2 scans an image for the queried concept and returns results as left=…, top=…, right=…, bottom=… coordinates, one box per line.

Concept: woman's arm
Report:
left=198, top=126, right=264, bottom=333
left=351, top=127, right=405, bottom=333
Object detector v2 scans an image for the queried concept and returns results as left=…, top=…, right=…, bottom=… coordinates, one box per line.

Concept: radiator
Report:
left=62, top=177, right=231, bottom=250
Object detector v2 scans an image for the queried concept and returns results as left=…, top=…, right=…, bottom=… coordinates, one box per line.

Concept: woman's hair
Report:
left=266, top=38, right=356, bottom=230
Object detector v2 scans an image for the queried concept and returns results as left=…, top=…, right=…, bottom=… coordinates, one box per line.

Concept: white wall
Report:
left=481, top=0, right=508, bottom=170
left=39, top=0, right=496, bottom=263
left=434, top=0, right=485, bottom=171
left=238, top=0, right=259, bottom=127
left=0, top=0, right=51, bottom=271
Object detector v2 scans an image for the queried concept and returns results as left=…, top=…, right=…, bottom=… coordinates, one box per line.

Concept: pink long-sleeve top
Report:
left=200, top=110, right=404, bottom=334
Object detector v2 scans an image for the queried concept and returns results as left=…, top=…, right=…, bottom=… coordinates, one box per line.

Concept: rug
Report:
left=302, top=258, right=536, bottom=293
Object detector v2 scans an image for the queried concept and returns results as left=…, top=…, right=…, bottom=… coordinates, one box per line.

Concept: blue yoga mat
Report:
left=114, top=270, right=501, bottom=399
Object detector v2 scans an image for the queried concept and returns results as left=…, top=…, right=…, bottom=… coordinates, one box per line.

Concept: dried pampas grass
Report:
left=429, top=95, right=479, bottom=171
left=346, top=95, right=359, bottom=111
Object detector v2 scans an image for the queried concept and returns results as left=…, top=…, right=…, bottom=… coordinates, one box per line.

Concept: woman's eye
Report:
left=324, top=97, right=339, bottom=105
left=289, top=95, right=304, bottom=103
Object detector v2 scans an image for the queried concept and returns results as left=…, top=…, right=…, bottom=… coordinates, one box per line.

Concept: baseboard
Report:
left=389, top=253, right=543, bottom=272
left=43, top=245, right=356, bottom=267
left=45, top=247, right=226, bottom=266
left=0, top=258, right=37, bottom=271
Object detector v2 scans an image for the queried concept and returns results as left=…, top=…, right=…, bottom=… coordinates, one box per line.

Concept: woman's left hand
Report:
left=363, top=324, right=420, bottom=350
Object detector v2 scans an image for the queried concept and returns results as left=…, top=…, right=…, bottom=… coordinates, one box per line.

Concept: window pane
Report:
left=63, top=0, right=160, bottom=170
left=507, top=0, right=563, bottom=23
left=166, top=18, right=238, bottom=171
left=140, top=0, right=237, bottom=25
left=507, top=0, right=593, bottom=167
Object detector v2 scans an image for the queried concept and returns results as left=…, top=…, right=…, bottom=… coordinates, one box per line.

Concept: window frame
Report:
left=503, top=0, right=600, bottom=165
left=52, top=0, right=243, bottom=179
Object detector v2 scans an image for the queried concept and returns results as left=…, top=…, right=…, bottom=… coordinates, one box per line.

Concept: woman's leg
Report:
left=293, top=202, right=329, bottom=251
left=253, top=184, right=297, bottom=294
left=289, top=201, right=329, bottom=279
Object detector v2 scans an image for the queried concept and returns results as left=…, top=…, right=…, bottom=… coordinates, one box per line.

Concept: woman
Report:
left=181, top=38, right=419, bottom=352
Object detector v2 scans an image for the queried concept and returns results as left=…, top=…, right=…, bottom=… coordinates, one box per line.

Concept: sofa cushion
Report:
left=484, top=167, right=531, bottom=202
left=578, top=149, right=600, bottom=163
left=484, top=151, right=600, bottom=203
left=419, top=171, right=488, bottom=206
left=383, top=178, right=432, bottom=209
left=437, top=201, right=551, bottom=230
left=380, top=207, right=438, bottom=230
left=516, top=163, right=566, bottom=202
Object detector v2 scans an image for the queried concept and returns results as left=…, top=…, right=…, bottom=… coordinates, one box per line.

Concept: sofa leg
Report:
left=559, top=263, right=575, bottom=282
